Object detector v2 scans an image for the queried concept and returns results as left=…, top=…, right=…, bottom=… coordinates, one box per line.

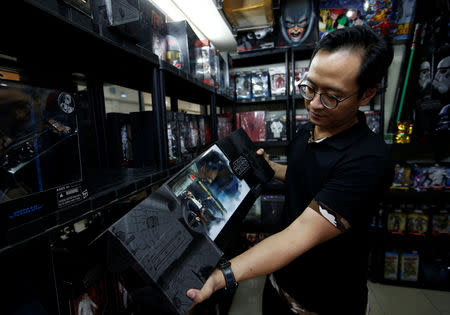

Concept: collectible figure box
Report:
left=266, top=110, right=287, bottom=141
left=236, top=27, right=275, bottom=52
left=268, top=66, right=286, bottom=96
left=239, top=111, right=266, bottom=142
left=218, top=113, right=233, bottom=139
left=166, top=111, right=180, bottom=165
left=400, top=252, right=420, bottom=281
left=384, top=251, right=399, bottom=280
left=235, top=72, right=253, bottom=99
left=166, top=21, right=199, bottom=74
left=102, top=128, right=274, bottom=314
left=251, top=71, right=270, bottom=99
left=193, top=40, right=217, bottom=87
left=0, top=80, right=87, bottom=245
left=107, top=113, right=133, bottom=168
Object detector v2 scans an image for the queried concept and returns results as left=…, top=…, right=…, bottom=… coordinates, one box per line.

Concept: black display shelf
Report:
left=231, top=48, right=289, bottom=68
left=384, top=190, right=450, bottom=202
left=1, top=163, right=189, bottom=255
left=237, top=95, right=288, bottom=104
left=389, top=142, right=450, bottom=162
left=291, top=46, right=315, bottom=61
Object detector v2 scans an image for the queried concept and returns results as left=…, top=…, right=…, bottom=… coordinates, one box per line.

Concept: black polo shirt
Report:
left=273, top=111, right=393, bottom=314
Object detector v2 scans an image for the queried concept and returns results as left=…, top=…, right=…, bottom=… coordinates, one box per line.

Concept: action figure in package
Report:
left=387, top=208, right=407, bottom=234
left=236, top=27, right=275, bottom=52
left=400, top=252, right=420, bottom=281
left=268, top=66, right=286, bottom=96
left=394, top=0, right=417, bottom=40
left=364, top=110, right=381, bottom=134
left=384, top=251, right=399, bottom=280
left=365, top=0, right=398, bottom=36
left=217, top=114, right=233, bottom=139
left=432, top=209, right=450, bottom=236
left=391, top=165, right=411, bottom=190
left=265, top=110, right=287, bottom=141
left=251, top=71, right=270, bottom=99
left=407, top=209, right=429, bottom=236
left=235, top=72, right=252, bottom=100
left=239, top=111, right=266, bottom=142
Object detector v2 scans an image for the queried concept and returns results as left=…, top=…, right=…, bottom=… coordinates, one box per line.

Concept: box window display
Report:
left=265, top=110, right=287, bottom=141
left=217, top=113, right=233, bottom=139
left=251, top=71, right=270, bottom=99
left=166, top=21, right=199, bottom=74
left=432, top=209, right=450, bottom=236
left=235, top=72, right=253, bottom=99
left=406, top=209, right=429, bottom=236
left=194, top=39, right=217, bottom=87
left=102, top=129, right=274, bottom=315
left=384, top=251, right=399, bottom=280
left=387, top=207, right=407, bottom=234
left=268, top=66, right=286, bottom=96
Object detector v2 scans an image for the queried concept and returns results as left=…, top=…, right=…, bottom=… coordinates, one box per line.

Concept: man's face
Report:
left=304, top=49, right=370, bottom=130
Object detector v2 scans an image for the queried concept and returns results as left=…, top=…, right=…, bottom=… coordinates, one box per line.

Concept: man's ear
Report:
left=357, top=87, right=378, bottom=107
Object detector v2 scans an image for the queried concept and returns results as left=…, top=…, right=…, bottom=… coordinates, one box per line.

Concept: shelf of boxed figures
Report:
left=389, top=141, right=450, bottom=163
left=1, top=162, right=189, bottom=255
left=231, top=48, right=290, bottom=68
left=2, top=0, right=161, bottom=92
left=368, top=228, right=450, bottom=291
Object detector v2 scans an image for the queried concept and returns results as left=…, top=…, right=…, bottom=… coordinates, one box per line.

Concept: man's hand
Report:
left=186, top=269, right=223, bottom=310
left=256, top=148, right=287, bottom=182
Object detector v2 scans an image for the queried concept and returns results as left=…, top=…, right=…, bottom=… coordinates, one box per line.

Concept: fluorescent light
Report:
left=150, top=0, right=236, bottom=51
left=172, top=0, right=236, bottom=51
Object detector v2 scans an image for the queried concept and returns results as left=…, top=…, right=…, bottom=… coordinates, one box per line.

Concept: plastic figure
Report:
left=432, top=56, right=450, bottom=95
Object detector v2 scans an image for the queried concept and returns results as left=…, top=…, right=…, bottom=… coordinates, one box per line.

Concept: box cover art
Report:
left=265, top=110, right=287, bottom=141
left=239, top=111, right=266, bottom=142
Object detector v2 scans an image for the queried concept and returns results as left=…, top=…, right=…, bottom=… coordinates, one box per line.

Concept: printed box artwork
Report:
left=269, top=66, right=286, bottom=96
left=236, top=72, right=253, bottom=99
left=384, top=251, right=399, bottom=280
left=407, top=211, right=429, bottom=236
left=103, top=129, right=274, bottom=315
left=391, top=165, right=411, bottom=190
left=432, top=211, right=450, bottom=236
left=251, top=71, right=270, bottom=99
left=265, top=111, right=287, bottom=141
left=400, top=252, right=420, bottom=281
left=387, top=210, right=407, bottom=234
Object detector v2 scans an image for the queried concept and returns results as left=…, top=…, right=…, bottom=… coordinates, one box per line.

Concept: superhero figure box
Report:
left=166, top=21, right=199, bottom=74
left=102, top=128, right=274, bottom=314
left=0, top=80, right=87, bottom=246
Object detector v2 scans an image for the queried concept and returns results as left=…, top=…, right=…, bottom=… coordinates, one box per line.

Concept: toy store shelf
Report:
left=1, top=163, right=188, bottom=255
left=389, top=142, right=450, bottom=162
left=160, top=60, right=217, bottom=104
left=216, top=90, right=235, bottom=102
left=231, top=48, right=289, bottom=67
left=384, top=190, right=450, bottom=202
left=256, top=141, right=290, bottom=148
left=237, top=95, right=288, bottom=104
left=374, top=279, right=450, bottom=292
left=3, top=1, right=160, bottom=91
left=291, top=45, right=315, bottom=61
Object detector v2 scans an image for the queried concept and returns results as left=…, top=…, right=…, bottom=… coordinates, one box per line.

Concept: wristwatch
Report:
left=218, top=258, right=239, bottom=294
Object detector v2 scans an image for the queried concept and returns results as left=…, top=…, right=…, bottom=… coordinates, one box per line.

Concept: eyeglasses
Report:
left=299, top=84, right=357, bottom=109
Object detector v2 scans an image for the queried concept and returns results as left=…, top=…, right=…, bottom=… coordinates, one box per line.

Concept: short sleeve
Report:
left=308, top=155, right=393, bottom=232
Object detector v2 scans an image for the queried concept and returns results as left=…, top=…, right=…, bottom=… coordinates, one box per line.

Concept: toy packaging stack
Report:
left=238, top=111, right=266, bottom=142
left=432, top=209, right=450, bottom=236
left=268, top=66, right=286, bottom=96
left=400, top=252, right=420, bottom=281
left=384, top=251, right=400, bottom=280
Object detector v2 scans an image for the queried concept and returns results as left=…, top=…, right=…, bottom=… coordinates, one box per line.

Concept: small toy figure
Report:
left=395, top=121, right=413, bottom=143
left=432, top=56, right=450, bottom=95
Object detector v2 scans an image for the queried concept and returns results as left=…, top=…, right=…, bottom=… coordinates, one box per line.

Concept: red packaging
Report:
left=239, top=111, right=266, bottom=142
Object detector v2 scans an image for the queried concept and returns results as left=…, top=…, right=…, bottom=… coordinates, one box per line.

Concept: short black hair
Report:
left=311, top=25, right=393, bottom=98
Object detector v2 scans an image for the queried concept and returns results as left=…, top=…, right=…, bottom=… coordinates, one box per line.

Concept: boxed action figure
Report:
left=407, top=209, right=429, bottom=236
left=0, top=80, right=88, bottom=242
left=166, top=111, right=180, bottom=165
left=318, top=1, right=366, bottom=39
left=217, top=113, right=233, bottom=140
left=400, top=252, right=420, bottom=281
left=187, top=114, right=200, bottom=152
left=265, top=110, right=287, bottom=141
left=251, top=71, right=270, bottom=99
left=432, top=209, right=450, bottom=236
left=364, top=110, right=381, bottom=134
left=239, top=111, right=266, bottom=142
left=107, top=113, right=133, bottom=168
left=384, top=251, right=399, bottom=280
left=268, top=66, right=286, bottom=96
left=391, top=164, right=411, bottom=190
left=176, top=112, right=190, bottom=159
left=387, top=208, right=407, bottom=234
left=166, top=21, right=199, bottom=74
left=236, top=27, right=275, bottom=52
left=235, top=72, right=253, bottom=100
left=193, top=40, right=217, bottom=87
left=102, top=128, right=274, bottom=314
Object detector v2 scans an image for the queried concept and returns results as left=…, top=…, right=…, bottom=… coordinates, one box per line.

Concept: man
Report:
left=187, top=25, right=394, bottom=314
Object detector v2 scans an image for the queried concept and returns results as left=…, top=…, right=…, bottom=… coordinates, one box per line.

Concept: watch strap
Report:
left=218, top=258, right=238, bottom=293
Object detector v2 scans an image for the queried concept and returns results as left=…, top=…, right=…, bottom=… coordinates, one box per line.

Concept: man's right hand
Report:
left=256, top=148, right=287, bottom=182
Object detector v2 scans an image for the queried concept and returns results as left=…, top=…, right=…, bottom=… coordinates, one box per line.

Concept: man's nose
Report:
left=309, top=93, right=323, bottom=109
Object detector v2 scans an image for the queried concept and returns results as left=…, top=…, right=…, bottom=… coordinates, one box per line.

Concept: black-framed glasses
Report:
left=299, top=84, right=357, bottom=109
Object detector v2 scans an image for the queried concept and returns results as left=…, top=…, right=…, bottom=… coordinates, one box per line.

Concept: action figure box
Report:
left=387, top=208, right=407, bottom=234
left=290, top=67, right=308, bottom=94
left=400, top=252, right=420, bottom=281
left=130, top=111, right=157, bottom=169
left=176, top=112, right=190, bottom=159
left=236, top=27, right=275, bottom=52
left=364, top=0, right=398, bottom=36
left=384, top=251, right=399, bottom=280
left=393, top=0, right=417, bottom=41
left=276, top=0, right=319, bottom=48
left=235, top=72, right=253, bottom=100
left=318, top=0, right=366, bottom=39
left=432, top=209, right=450, bottom=236
left=364, top=110, right=381, bottom=134
left=166, top=21, right=199, bottom=74
left=101, top=128, right=274, bottom=314
left=198, top=115, right=209, bottom=147
left=391, top=164, right=411, bottom=190
left=407, top=210, right=429, bottom=236
left=268, top=66, right=287, bottom=96
left=239, top=111, right=266, bottom=142
left=187, top=114, right=200, bottom=152
left=0, top=80, right=88, bottom=245
left=193, top=39, right=217, bottom=87
left=94, top=0, right=166, bottom=50
left=166, top=111, right=180, bottom=165
left=266, top=110, right=287, bottom=141
left=218, top=113, right=233, bottom=140
left=107, top=112, right=133, bottom=168
left=251, top=71, right=270, bottom=99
